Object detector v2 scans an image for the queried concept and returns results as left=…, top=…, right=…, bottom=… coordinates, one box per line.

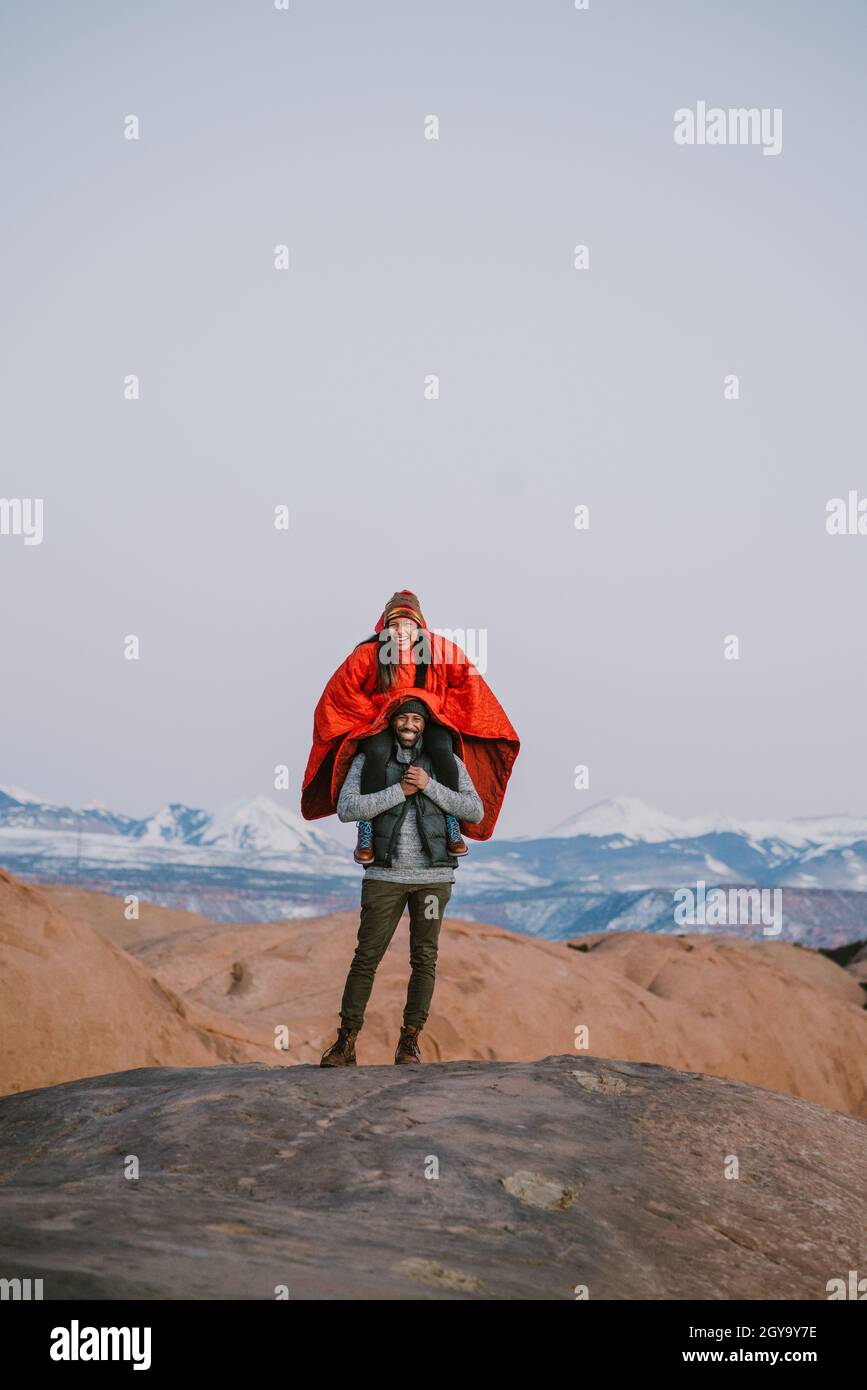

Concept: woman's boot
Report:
left=446, top=814, right=468, bottom=855
left=354, top=819, right=374, bottom=864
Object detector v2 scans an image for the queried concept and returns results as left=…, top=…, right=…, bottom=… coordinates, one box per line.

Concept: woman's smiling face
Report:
left=390, top=617, right=418, bottom=650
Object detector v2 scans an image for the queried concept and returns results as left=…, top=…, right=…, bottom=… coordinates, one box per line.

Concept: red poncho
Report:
left=301, top=605, right=520, bottom=840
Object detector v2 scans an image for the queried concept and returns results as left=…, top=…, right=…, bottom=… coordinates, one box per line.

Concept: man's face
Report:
left=392, top=711, right=425, bottom=747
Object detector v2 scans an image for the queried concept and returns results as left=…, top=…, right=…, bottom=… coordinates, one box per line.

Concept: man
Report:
left=320, top=697, right=484, bottom=1067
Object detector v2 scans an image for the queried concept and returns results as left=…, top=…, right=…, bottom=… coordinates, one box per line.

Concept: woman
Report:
left=301, top=589, right=520, bottom=856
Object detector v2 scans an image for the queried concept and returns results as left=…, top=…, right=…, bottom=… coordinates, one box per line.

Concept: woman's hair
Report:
left=354, top=628, right=432, bottom=693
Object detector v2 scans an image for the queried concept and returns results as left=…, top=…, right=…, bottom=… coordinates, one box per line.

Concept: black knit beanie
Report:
left=390, top=698, right=429, bottom=722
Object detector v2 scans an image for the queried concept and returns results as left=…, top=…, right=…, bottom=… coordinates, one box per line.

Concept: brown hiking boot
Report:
left=320, top=1024, right=360, bottom=1067
left=395, top=1023, right=422, bottom=1064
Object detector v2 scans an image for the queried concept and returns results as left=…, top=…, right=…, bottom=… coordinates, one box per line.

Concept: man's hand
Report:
left=401, top=765, right=430, bottom=795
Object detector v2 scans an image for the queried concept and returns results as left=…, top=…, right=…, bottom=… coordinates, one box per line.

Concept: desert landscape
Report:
left=1, top=869, right=865, bottom=1114
left=2, top=867, right=866, bottom=1300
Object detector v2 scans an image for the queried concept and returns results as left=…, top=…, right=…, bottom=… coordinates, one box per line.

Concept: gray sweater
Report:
left=337, top=736, right=484, bottom=884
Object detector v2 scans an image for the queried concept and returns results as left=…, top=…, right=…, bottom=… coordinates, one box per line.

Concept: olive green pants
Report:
left=340, top=878, right=453, bottom=1031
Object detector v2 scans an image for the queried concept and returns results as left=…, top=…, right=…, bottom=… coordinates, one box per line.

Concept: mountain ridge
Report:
left=3, top=787, right=867, bottom=938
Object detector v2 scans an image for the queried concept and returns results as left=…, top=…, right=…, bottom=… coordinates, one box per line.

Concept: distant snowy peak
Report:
left=543, top=797, right=867, bottom=849
left=0, top=788, right=342, bottom=860
left=196, top=796, right=335, bottom=856
left=134, top=803, right=210, bottom=844
left=545, top=797, right=720, bottom=844
left=0, top=784, right=55, bottom=807
left=0, top=786, right=137, bottom=836
left=790, top=813, right=867, bottom=841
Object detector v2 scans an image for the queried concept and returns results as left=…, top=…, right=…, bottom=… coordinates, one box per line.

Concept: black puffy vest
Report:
left=370, top=748, right=458, bottom=869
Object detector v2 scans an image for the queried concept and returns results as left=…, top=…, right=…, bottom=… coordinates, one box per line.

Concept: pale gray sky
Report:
left=2, top=0, right=865, bottom=837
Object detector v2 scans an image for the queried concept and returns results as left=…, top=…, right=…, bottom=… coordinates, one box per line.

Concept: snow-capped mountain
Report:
left=0, top=785, right=138, bottom=836
left=541, top=796, right=867, bottom=850
left=0, top=785, right=344, bottom=866
left=453, top=795, right=867, bottom=899
left=543, top=796, right=710, bottom=844
left=133, top=803, right=211, bottom=844
left=0, top=784, right=50, bottom=805
left=195, top=796, right=337, bottom=856
left=2, top=785, right=867, bottom=940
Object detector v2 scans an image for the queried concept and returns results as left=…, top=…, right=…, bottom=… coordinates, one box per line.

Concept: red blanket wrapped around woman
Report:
left=301, top=610, right=520, bottom=841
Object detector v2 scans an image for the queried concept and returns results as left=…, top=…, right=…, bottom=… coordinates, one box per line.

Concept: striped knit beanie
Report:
left=384, top=590, right=423, bottom=624
left=374, top=589, right=426, bottom=634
